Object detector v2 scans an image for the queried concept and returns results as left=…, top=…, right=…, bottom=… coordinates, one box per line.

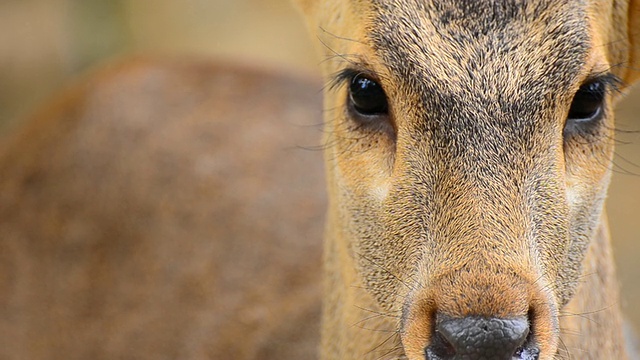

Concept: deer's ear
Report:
left=624, top=2, right=640, bottom=85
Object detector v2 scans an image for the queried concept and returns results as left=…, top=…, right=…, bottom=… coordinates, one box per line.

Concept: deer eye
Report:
left=349, top=74, right=389, bottom=116
left=567, top=80, right=605, bottom=121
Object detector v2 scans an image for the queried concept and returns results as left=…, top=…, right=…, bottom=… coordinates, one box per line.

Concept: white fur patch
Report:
left=566, top=186, right=580, bottom=207
left=371, top=180, right=390, bottom=202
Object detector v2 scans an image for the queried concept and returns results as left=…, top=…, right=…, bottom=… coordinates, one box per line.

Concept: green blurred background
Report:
left=1, top=0, right=639, bottom=329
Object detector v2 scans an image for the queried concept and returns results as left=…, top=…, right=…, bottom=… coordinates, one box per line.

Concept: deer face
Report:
left=297, top=0, right=634, bottom=358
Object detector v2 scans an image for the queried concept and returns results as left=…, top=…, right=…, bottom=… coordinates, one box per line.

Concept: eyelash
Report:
left=586, top=72, right=623, bottom=95
left=329, top=68, right=372, bottom=90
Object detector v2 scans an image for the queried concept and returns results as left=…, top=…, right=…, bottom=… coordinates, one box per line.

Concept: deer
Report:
left=0, top=59, right=326, bottom=359
left=295, top=0, right=640, bottom=358
left=1, top=0, right=639, bottom=359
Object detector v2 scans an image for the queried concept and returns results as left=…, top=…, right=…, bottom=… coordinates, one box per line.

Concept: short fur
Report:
left=1, top=1, right=640, bottom=359
left=293, top=0, right=640, bottom=358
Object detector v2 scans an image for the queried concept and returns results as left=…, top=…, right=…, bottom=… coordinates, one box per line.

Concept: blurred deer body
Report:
left=2, top=1, right=640, bottom=360
left=0, top=60, right=326, bottom=359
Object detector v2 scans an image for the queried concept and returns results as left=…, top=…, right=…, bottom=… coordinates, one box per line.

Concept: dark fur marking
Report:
left=366, top=0, right=591, bottom=165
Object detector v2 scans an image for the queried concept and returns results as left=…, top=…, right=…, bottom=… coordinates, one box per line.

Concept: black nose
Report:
left=425, top=315, right=539, bottom=360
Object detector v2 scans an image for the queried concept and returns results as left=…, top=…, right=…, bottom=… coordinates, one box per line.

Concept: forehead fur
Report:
left=367, top=0, right=590, bottom=102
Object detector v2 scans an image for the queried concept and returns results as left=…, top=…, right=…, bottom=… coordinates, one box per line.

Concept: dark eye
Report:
left=567, top=80, right=606, bottom=121
left=349, top=74, right=389, bottom=116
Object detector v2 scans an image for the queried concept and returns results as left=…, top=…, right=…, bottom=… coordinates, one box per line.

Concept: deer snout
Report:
left=401, top=265, right=558, bottom=359
left=426, top=315, right=539, bottom=360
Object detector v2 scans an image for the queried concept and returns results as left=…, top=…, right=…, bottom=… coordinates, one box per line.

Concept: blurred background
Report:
left=1, top=0, right=639, bottom=328
left=0, top=0, right=317, bottom=129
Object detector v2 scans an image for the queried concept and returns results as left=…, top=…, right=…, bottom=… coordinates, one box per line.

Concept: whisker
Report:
left=358, top=253, right=421, bottom=292
left=319, top=27, right=366, bottom=44
left=353, top=304, right=402, bottom=320
left=363, top=331, right=403, bottom=359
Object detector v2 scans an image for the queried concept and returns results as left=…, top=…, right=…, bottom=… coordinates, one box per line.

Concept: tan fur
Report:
left=2, top=1, right=640, bottom=359
left=294, top=0, right=640, bottom=359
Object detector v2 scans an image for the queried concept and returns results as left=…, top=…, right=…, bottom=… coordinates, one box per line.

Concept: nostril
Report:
left=515, top=346, right=540, bottom=360
left=425, top=330, right=456, bottom=359
left=514, top=329, right=540, bottom=360
left=425, top=315, right=540, bottom=360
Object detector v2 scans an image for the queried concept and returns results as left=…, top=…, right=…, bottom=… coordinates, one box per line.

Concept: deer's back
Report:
left=0, top=58, right=325, bottom=359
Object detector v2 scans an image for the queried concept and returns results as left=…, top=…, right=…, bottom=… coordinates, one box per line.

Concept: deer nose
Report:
left=425, top=315, right=539, bottom=360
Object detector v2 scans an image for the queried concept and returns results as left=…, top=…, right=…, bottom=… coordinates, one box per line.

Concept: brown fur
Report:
left=0, top=58, right=325, bottom=359
left=293, top=0, right=640, bottom=359
left=2, top=0, right=640, bottom=359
